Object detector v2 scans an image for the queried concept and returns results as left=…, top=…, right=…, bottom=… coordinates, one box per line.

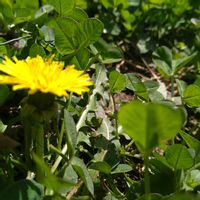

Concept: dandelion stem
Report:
left=34, top=121, right=44, bottom=182
left=24, top=121, right=33, bottom=168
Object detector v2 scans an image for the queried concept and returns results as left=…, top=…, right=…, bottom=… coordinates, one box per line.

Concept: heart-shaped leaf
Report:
left=48, top=0, right=75, bottom=16
left=183, top=84, right=200, bottom=107
left=109, top=71, right=126, bottom=93
left=165, top=144, right=194, bottom=170
left=118, top=101, right=184, bottom=152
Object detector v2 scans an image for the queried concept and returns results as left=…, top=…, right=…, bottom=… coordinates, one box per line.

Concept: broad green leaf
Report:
left=165, top=144, right=194, bottom=170
left=75, top=18, right=104, bottom=47
left=183, top=84, right=200, bottom=106
left=0, top=14, right=8, bottom=33
left=180, top=130, right=200, bottom=163
left=0, top=0, right=13, bottom=21
left=111, top=164, right=132, bottom=174
left=14, top=9, right=33, bottom=24
left=172, top=52, right=197, bottom=73
left=109, top=71, right=126, bottom=93
left=118, top=101, right=184, bottom=152
left=101, top=0, right=124, bottom=8
left=152, top=46, right=173, bottom=77
left=89, top=161, right=112, bottom=174
left=92, top=38, right=123, bottom=64
left=194, top=77, right=200, bottom=87
left=0, top=85, right=10, bottom=106
left=0, top=179, right=44, bottom=200
left=0, top=120, right=7, bottom=133
left=103, top=143, right=120, bottom=167
left=14, top=0, right=39, bottom=23
left=63, top=164, right=78, bottom=184
left=15, top=0, right=38, bottom=9
left=33, top=154, right=74, bottom=191
left=149, top=156, right=175, bottom=195
left=125, top=73, right=149, bottom=100
left=72, top=157, right=94, bottom=196
left=66, top=7, right=88, bottom=22
left=29, top=43, right=46, bottom=57
left=64, top=110, right=77, bottom=158
left=144, top=80, right=159, bottom=91
left=144, top=80, right=165, bottom=101
left=180, top=131, right=200, bottom=153
left=0, top=38, right=7, bottom=55
left=71, top=48, right=90, bottom=70
left=153, top=152, right=173, bottom=170
left=101, top=0, right=113, bottom=8
left=171, top=0, right=190, bottom=15
left=185, top=169, right=200, bottom=189
left=149, top=0, right=165, bottom=4
left=48, top=17, right=103, bottom=55
left=48, top=0, right=75, bottom=16
left=48, top=17, right=79, bottom=54
left=176, top=79, right=187, bottom=97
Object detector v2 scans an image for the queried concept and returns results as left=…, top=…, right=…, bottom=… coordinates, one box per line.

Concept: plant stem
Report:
left=58, top=121, right=64, bottom=150
left=51, top=144, right=68, bottom=173
left=34, top=121, right=44, bottom=182
left=171, top=76, right=175, bottom=98
left=49, top=144, right=68, bottom=160
left=144, top=152, right=151, bottom=200
left=76, top=91, right=95, bottom=131
left=110, top=93, right=119, bottom=139
left=24, top=121, right=32, bottom=168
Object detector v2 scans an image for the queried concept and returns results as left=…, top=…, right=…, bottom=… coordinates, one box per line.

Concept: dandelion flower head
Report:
left=0, top=55, right=93, bottom=97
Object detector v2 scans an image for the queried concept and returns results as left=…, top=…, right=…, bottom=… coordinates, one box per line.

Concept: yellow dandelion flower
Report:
left=0, top=55, right=93, bottom=97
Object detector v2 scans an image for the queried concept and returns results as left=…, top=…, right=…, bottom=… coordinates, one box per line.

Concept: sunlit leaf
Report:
left=165, top=144, right=194, bottom=170
left=29, top=43, right=46, bottom=57
left=183, top=84, right=200, bottom=106
left=180, top=130, right=200, bottom=163
left=109, top=71, right=126, bottom=93
left=125, top=73, right=149, bottom=100
left=185, top=169, right=200, bottom=190
left=92, top=38, right=123, bottom=64
left=48, top=0, right=75, bottom=16
left=118, top=101, right=184, bottom=152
